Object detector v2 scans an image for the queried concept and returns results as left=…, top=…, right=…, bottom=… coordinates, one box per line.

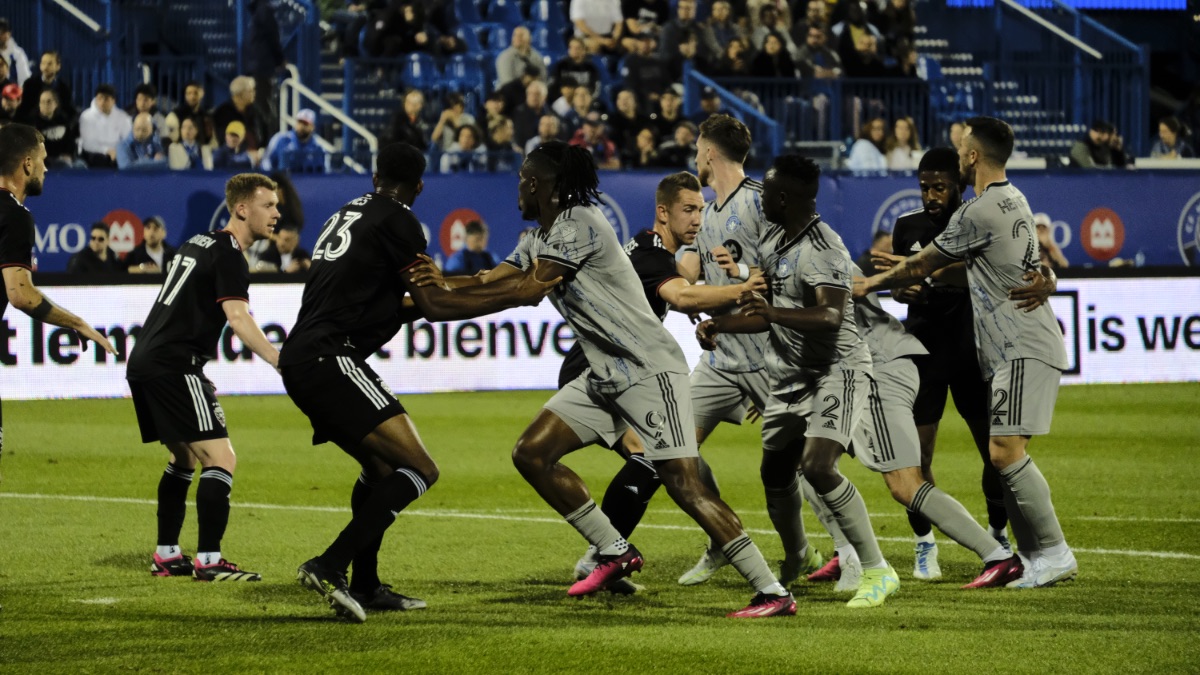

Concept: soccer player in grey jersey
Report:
left=699, top=154, right=900, bottom=608
left=429, top=142, right=794, bottom=617
left=855, top=116, right=1077, bottom=588
left=676, top=115, right=822, bottom=590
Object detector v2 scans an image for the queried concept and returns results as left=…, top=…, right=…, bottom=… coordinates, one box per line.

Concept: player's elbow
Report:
left=814, top=308, right=842, bottom=331
left=8, top=287, right=38, bottom=312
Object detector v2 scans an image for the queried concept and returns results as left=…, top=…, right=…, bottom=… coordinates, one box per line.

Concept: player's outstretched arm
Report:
left=739, top=285, right=845, bottom=333
left=695, top=309, right=771, bottom=350
left=658, top=273, right=764, bottom=314
left=403, top=259, right=559, bottom=322
left=222, top=299, right=280, bottom=368
left=853, top=244, right=954, bottom=297
left=676, top=249, right=701, bottom=284
left=3, top=267, right=116, bottom=354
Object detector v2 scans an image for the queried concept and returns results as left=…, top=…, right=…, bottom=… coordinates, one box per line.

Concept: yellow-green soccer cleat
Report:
left=677, top=546, right=728, bottom=586
left=779, top=547, right=825, bottom=587
left=846, top=564, right=900, bottom=608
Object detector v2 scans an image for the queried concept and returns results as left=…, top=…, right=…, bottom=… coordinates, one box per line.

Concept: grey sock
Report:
left=1001, top=482, right=1038, bottom=555
left=1000, top=456, right=1066, bottom=551
left=820, top=478, right=884, bottom=569
left=911, top=482, right=1007, bottom=563
left=564, top=500, right=625, bottom=553
left=721, top=533, right=785, bottom=595
left=765, top=475, right=808, bottom=559
left=801, top=474, right=848, bottom=549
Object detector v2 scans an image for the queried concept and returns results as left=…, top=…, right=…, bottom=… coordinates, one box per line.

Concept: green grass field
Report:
left=2, top=383, right=1198, bottom=673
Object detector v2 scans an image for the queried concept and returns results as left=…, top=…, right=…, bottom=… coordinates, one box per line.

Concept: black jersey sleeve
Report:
left=0, top=206, right=35, bottom=270
left=214, top=245, right=251, bottom=304
left=890, top=211, right=921, bottom=257
left=377, top=210, right=429, bottom=273
left=630, top=245, right=681, bottom=302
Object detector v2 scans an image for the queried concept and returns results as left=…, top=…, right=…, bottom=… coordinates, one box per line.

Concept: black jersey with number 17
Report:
left=126, top=230, right=249, bottom=380
left=279, top=192, right=428, bottom=366
left=0, top=189, right=36, bottom=319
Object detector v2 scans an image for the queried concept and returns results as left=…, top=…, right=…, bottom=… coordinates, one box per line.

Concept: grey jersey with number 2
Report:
left=504, top=205, right=688, bottom=394
left=695, top=178, right=770, bottom=373
left=932, top=181, right=1068, bottom=379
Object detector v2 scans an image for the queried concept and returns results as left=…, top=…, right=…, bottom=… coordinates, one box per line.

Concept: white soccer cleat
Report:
left=1008, top=549, right=1078, bottom=589
left=912, top=541, right=942, bottom=580
left=834, top=549, right=863, bottom=593
left=678, top=546, right=728, bottom=586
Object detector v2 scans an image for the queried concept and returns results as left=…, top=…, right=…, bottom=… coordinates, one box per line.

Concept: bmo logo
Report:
left=103, top=209, right=144, bottom=257
left=1080, top=207, right=1124, bottom=262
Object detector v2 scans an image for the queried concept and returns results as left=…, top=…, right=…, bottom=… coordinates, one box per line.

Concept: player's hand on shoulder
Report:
left=695, top=319, right=719, bottom=351
left=870, top=249, right=904, bottom=272
left=1009, top=268, right=1054, bottom=312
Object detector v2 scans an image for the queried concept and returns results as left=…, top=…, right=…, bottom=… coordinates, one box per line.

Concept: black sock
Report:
left=982, top=466, right=1009, bottom=531
left=196, top=466, right=233, bottom=554
left=907, top=507, right=933, bottom=538
left=320, top=467, right=431, bottom=573
left=600, top=455, right=661, bottom=539
left=349, top=473, right=384, bottom=593
left=156, top=463, right=194, bottom=547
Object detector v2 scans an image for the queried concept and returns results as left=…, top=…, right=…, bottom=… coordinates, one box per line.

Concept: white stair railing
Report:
left=279, top=65, right=378, bottom=174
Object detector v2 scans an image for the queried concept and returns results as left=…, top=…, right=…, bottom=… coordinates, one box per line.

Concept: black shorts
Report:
left=129, top=372, right=229, bottom=444
left=282, top=354, right=405, bottom=448
left=911, top=349, right=989, bottom=426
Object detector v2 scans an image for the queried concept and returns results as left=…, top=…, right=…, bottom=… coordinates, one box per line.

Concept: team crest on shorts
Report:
left=644, top=411, right=670, bottom=449
left=212, top=402, right=226, bottom=428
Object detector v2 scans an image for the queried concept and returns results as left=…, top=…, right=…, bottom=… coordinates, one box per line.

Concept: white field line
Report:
left=3, top=492, right=1199, bottom=561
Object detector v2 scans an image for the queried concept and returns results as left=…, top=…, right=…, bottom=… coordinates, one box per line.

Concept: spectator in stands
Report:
left=571, top=0, right=624, bottom=55
left=246, top=0, right=287, bottom=129
left=661, top=0, right=721, bottom=64
left=0, top=57, right=11, bottom=88
left=265, top=108, right=327, bottom=174
left=213, top=76, right=269, bottom=156
left=79, top=83, right=132, bottom=168
left=1108, top=130, right=1131, bottom=169
left=0, top=84, right=18, bottom=124
left=623, top=126, right=661, bottom=168
left=483, top=91, right=508, bottom=130
left=569, top=110, right=621, bottom=169
left=499, top=66, right=542, bottom=117
left=885, top=115, right=923, bottom=170
left=1069, top=119, right=1116, bottom=169
left=656, top=120, right=699, bottom=169
left=331, top=1, right=377, bottom=58
left=440, top=123, right=487, bottom=173
left=117, top=112, right=168, bottom=171
left=432, top=92, right=476, bottom=150
left=791, top=0, right=829, bottom=46
left=846, top=117, right=888, bottom=173
left=168, top=116, right=213, bottom=170
left=877, top=0, right=916, bottom=59
left=748, top=0, right=793, bottom=34
left=887, top=38, right=919, bottom=78
left=844, top=31, right=889, bottom=78
left=948, top=120, right=965, bottom=149
left=212, top=120, right=258, bottom=169
left=750, top=31, right=798, bottom=78
left=550, top=39, right=602, bottom=97
left=856, top=231, right=891, bottom=276
left=797, top=23, right=842, bottom=79
left=550, top=76, right=579, bottom=118
left=621, top=0, right=670, bottom=52
left=16, top=51, right=74, bottom=122
left=526, top=114, right=562, bottom=155
left=257, top=223, right=311, bottom=273
left=623, top=36, right=671, bottom=112
left=708, top=1, right=747, bottom=46
left=713, top=38, right=751, bottom=77
left=751, top=5, right=800, bottom=58
left=652, top=87, right=685, bottom=139
left=385, top=88, right=431, bottom=150
left=1033, top=213, right=1069, bottom=270
left=486, top=116, right=523, bottom=171
left=271, top=171, right=305, bottom=232
left=607, top=88, right=648, bottom=155
left=167, top=81, right=215, bottom=147
left=512, top=81, right=551, bottom=149
left=0, top=19, right=31, bottom=88
left=125, top=216, right=177, bottom=273
left=1151, top=116, right=1193, bottom=159
left=30, top=90, right=83, bottom=169
left=833, top=1, right=885, bottom=76
left=68, top=223, right=122, bottom=273
left=690, top=87, right=723, bottom=125
left=561, top=86, right=596, bottom=138
left=444, top=219, right=498, bottom=275
left=497, top=26, right=548, bottom=87
left=126, top=83, right=167, bottom=139
left=668, top=29, right=717, bottom=79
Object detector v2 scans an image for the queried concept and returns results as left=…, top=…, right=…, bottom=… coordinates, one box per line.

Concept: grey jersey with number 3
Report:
left=758, top=217, right=873, bottom=397
left=932, top=181, right=1068, bottom=379
left=504, top=205, right=688, bottom=394
left=695, top=178, right=770, bottom=373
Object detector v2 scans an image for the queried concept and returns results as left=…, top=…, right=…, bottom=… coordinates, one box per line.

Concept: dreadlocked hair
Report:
left=527, top=141, right=602, bottom=209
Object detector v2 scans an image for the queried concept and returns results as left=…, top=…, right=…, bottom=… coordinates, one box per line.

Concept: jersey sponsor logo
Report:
left=103, top=209, right=144, bottom=259
left=871, top=189, right=923, bottom=236
left=596, top=193, right=630, bottom=243
left=1080, top=207, right=1125, bottom=262
left=440, top=207, right=483, bottom=256
left=723, top=239, right=743, bottom=263
left=725, top=214, right=743, bottom=233
left=1176, top=191, right=1200, bottom=266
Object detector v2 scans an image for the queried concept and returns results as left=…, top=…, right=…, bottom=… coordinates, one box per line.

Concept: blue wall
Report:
left=28, top=170, right=1200, bottom=271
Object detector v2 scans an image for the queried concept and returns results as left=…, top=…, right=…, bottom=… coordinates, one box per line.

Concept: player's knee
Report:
left=759, top=454, right=798, bottom=489
left=800, top=449, right=837, bottom=482
left=511, top=437, right=547, bottom=475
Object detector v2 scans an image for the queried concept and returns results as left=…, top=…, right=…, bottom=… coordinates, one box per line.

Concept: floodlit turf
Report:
left=1, top=383, right=1198, bottom=673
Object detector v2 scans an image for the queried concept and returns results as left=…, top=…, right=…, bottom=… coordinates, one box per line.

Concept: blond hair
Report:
left=225, top=173, right=278, bottom=216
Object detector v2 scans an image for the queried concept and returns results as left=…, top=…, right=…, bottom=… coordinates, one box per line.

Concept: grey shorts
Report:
left=689, top=361, right=770, bottom=434
left=545, top=371, right=699, bottom=462
left=851, top=358, right=921, bottom=473
left=989, top=358, right=1061, bottom=437
left=761, top=368, right=870, bottom=453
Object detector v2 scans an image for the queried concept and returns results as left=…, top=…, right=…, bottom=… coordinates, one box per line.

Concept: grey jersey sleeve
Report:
left=539, top=211, right=604, bottom=270
left=800, top=245, right=854, bottom=290
left=503, top=233, right=535, bottom=270
left=932, top=204, right=989, bottom=260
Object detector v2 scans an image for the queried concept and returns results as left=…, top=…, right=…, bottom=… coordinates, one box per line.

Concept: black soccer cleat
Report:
left=192, top=558, right=262, bottom=582
left=151, top=553, right=194, bottom=577
left=350, top=584, right=427, bottom=611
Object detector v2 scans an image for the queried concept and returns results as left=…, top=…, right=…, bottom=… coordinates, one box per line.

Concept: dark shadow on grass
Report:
left=94, top=550, right=148, bottom=570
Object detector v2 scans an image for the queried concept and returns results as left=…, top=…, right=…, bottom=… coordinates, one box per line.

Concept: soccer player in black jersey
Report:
left=127, top=173, right=282, bottom=582
left=283, top=143, right=555, bottom=622
left=0, top=124, right=116, bottom=481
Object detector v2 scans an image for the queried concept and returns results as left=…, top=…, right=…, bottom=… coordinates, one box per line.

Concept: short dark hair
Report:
left=1160, top=116, right=1182, bottom=135
left=0, top=124, right=44, bottom=175
left=698, top=114, right=751, bottom=163
left=376, top=142, right=427, bottom=187
left=134, top=83, right=158, bottom=99
left=91, top=222, right=109, bottom=234
left=0, top=18, right=10, bottom=33
left=1090, top=119, right=1115, bottom=133
left=964, top=116, right=1015, bottom=165
left=655, top=171, right=702, bottom=208
left=769, top=153, right=821, bottom=197
left=41, top=50, right=61, bottom=64
left=276, top=222, right=301, bottom=234
left=184, top=80, right=203, bottom=90
left=464, top=219, right=487, bottom=236
left=144, top=215, right=165, bottom=229
left=918, top=146, right=960, bottom=174
left=95, top=83, right=117, bottom=99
